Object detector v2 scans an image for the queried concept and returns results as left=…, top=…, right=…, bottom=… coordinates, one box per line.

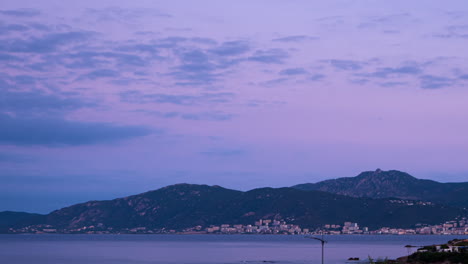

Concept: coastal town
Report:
left=320, top=218, right=468, bottom=235
left=8, top=217, right=468, bottom=235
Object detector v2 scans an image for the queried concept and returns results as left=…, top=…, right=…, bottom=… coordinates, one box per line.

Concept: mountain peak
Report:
left=161, top=183, right=229, bottom=190
left=356, top=169, right=417, bottom=182
left=292, top=169, right=445, bottom=201
left=157, top=183, right=220, bottom=192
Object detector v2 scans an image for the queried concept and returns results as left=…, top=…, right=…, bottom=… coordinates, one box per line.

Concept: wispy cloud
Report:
left=309, top=74, right=325, bottom=81
left=0, top=88, right=94, bottom=114
left=272, top=35, right=318, bottom=42
left=0, top=53, right=22, bottom=61
left=366, top=66, right=422, bottom=78
left=137, top=110, right=234, bottom=121
left=0, top=23, right=30, bottom=34
left=199, top=148, right=246, bottom=157
left=327, top=59, right=365, bottom=71
left=180, top=111, right=233, bottom=121
left=66, top=51, right=150, bottom=70
left=0, top=8, right=41, bottom=17
left=358, top=13, right=415, bottom=29
left=167, top=40, right=251, bottom=85
left=0, top=31, right=95, bottom=53
left=248, top=49, right=289, bottom=64
left=420, top=75, right=455, bottom=89
left=0, top=114, right=154, bottom=147
left=0, top=152, right=35, bottom=163
left=261, top=77, right=289, bottom=86
left=77, top=69, right=120, bottom=80
left=379, top=81, right=408, bottom=87
left=433, top=24, right=468, bottom=39
left=85, top=7, right=172, bottom=22
left=279, top=68, right=308, bottom=75
left=120, top=91, right=235, bottom=106
left=208, top=40, right=250, bottom=56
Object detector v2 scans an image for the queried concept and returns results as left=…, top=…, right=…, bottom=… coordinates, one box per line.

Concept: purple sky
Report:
left=1, top=0, right=468, bottom=213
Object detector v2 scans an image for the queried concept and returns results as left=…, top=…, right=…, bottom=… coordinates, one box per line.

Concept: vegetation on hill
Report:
left=292, top=169, right=468, bottom=208
left=0, top=211, right=45, bottom=233
left=3, top=169, right=468, bottom=232
left=401, top=239, right=468, bottom=264
left=406, top=252, right=468, bottom=264
left=12, top=183, right=465, bottom=231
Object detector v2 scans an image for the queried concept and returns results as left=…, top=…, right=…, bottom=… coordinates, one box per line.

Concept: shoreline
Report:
left=3, top=233, right=468, bottom=236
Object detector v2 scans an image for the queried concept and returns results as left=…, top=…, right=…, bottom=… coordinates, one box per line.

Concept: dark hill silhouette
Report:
left=10, top=183, right=464, bottom=231
left=292, top=169, right=468, bottom=208
left=0, top=211, right=45, bottom=232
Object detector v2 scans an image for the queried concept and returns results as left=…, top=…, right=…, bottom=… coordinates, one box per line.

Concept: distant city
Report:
left=9, top=217, right=468, bottom=235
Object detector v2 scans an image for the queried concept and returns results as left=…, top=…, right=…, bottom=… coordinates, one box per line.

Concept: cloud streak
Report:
left=0, top=8, right=41, bottom=17
left=279, top=68, right=308, bottom=75
left=0, top=114, right=153, bottom=146
left=199, top=148, right=246, bottom=157
left=420, top=75, right=455, bottom=89
left=328, top=59, right=365, bottom=71
left=120, top=91, right=235, bottom=106
left=367, top=66, right=422, bottom=78
left=0, top=152, right=34, bottom=163
left=272, top=35, right=318, bottom=42
left=0, top=31, right=95, bottom=53
left=0, top=89, right=94, bottom=114
left=248, top=49, right=289, bottom=64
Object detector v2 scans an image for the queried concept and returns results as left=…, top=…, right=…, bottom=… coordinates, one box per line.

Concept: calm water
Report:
left=1, top=234, right=467, bottom=264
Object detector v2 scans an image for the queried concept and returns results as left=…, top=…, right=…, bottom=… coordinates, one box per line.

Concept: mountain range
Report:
left=292, top=169, right=468, bottom=208
left=2, top=169, right=467, bottom=232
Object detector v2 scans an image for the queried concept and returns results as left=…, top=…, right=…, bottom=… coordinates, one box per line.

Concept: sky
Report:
left=1, top=0, right=468, bottom=213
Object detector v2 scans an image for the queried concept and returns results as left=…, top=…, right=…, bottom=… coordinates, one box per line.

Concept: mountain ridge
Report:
left=3, top=182, right=466, bottom=233
left=3, top=170, right=468, bottom=233
left=292, top=169, right=468, bottom=208
left=0, top=211, right=45, bottom=233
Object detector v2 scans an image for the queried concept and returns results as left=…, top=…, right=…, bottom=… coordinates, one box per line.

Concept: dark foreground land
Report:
left=370, top=252, right=468, bottom=264
left=404, top=252, right=468, bottom=264
left=393, top=239, right=468, bottom=264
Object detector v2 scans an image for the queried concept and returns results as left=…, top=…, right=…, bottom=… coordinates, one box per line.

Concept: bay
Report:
left=1, top=234, right=467, bottom=264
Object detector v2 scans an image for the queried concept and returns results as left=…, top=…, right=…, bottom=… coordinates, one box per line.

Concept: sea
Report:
left=1, top=234, right=467, bottom=264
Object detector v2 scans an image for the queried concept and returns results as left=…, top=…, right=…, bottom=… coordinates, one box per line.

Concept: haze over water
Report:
left=1, top=235, right=467, bottom=264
